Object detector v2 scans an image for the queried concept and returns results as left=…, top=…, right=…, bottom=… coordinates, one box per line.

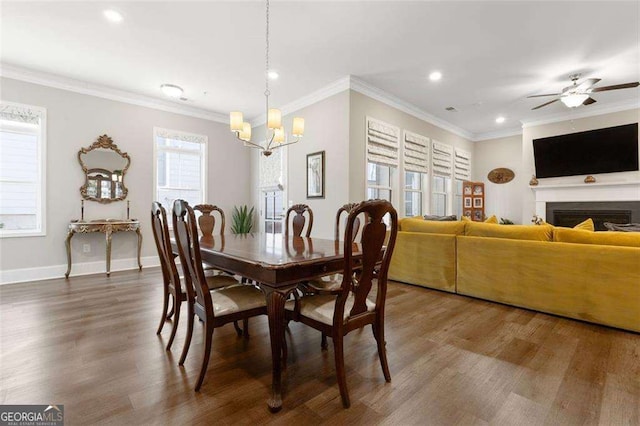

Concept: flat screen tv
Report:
left=533, top=123, right=638, bottom=178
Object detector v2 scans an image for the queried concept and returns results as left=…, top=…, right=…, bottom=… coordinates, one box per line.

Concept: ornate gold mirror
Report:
left=79, top=135, right=130, bottom=203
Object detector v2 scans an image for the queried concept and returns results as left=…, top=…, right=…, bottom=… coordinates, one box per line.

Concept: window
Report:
left=405, top=171, right=423, bottom=217
left=431, top=175, right=451, bottom=216
left=367, top=162, right=392, bottom=201
left=153, top=128, right=207, bottom=212
left=454, top=179, right=464, bottom=220
left=263, top=190, right=283, bottom=234
left=0, top=102, right=46, bottom=237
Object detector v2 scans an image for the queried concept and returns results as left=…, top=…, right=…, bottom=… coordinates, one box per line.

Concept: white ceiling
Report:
left=2, top=1, right=639, bottom=138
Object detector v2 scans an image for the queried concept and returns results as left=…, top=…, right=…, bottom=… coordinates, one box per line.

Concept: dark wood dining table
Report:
left=176, top=233, right=361, bottom=412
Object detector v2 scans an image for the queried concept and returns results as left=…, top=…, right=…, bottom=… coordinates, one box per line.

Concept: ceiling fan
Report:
left=528, top=74, right=639, bottom=110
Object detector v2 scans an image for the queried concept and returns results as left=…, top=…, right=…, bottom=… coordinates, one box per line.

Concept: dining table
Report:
left=174, top=232, right=361, bottom=412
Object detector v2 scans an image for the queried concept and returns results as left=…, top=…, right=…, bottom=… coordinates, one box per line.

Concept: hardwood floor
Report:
left=1, top=268, right=638, bottom=425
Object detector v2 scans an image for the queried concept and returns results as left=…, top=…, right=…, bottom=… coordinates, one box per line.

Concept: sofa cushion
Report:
left=464, top=221, right=553, bottom=241
left=553, top=228, right=640, bottom=248
left=484, top=215, right=498, bottom=224
left=400, top=218, right=465, bottom=235
left=573, top=218, right=595, bottom=232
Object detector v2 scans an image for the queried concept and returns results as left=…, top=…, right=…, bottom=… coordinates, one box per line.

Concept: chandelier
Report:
left=229, top=0, right=304, bottom=156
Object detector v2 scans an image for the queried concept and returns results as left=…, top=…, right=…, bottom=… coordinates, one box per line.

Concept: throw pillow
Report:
left=573, top=218, right=595, bottom=232
left=484, top=215, right=498, bottom=224
left=462, top=216, right=471, bottom=222
left=423, top=214, right=457, bottom=221
left=553, top=228, right=640, bottom=248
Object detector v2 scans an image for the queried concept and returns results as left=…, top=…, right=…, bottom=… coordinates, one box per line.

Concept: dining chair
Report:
left=151, top=202, right=242, bottom=354
left=284, top=199, right=398, bottom=408
left=173, top=199, right=267, bottom=391
left=285, top=204, right=313, bottom=237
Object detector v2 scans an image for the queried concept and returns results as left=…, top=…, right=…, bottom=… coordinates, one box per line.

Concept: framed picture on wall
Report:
left=473, top=210, right=483, bottom=221
left=306, top=151, right=325, bottom=199
left=464, top=210, right=472, bottom=218
left=464, top=197, right=472, bottom=208
left=473, top=197, right=483, bottom=208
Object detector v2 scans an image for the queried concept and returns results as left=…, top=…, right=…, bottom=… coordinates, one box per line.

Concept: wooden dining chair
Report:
left=284, top=199, right=398, bottom=408
left=173, top=199, right=267, bottom=391
left=151, top=202, right=242, bottom=354
left=285, top=204, right=313, bottom=237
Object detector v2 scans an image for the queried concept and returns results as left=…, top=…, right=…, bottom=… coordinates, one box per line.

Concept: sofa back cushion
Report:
left=464, top=221, right=553, bottom=241
left=400, top=218, right=465, bottom=235
left=553, top=228, right=640, bottom=248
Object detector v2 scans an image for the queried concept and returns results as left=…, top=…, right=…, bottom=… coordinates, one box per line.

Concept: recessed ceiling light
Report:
left=268, top=71, right=279, bottom=80
left=495, top=116, right=506, bottom=124
left=103, top=9, right=123, bottom=23
left=429, top=71, right=442, bottom=81
left=160, top=84, right=183, bottom=98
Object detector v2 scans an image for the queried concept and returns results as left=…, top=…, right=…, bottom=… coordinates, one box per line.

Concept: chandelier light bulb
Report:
left=267, top=109, right=282, bottom=129
left=230, top=112, right=244, bottom=131
left=292, top=117, right=305, bottom=137
left=561, top=93, right=589, bottom=108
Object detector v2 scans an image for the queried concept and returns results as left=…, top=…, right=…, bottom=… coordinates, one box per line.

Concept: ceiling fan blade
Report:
left=582, top=97, right=597, bottom=106
left=574, top=78, right=601, bottom=91
left=532, top=98, right=559, bottom=110
left=527, top=93, right=562, bottom=98
left=591, top=82, right=639, bottom=92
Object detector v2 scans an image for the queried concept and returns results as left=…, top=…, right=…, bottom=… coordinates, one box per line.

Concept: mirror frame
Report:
left=78, top=134, right=131, bottom=203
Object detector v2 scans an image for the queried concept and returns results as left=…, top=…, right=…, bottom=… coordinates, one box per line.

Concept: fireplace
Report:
left=546, top=201, right=640, bottom=231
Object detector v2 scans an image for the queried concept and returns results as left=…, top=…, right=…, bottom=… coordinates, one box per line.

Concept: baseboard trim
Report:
left=0, top=256, right=160, bottom=285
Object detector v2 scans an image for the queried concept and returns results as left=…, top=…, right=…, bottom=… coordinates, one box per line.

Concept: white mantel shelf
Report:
left=530, top=181, right=640, bottom=191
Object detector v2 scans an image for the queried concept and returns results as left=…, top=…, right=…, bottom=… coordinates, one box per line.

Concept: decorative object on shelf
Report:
left=306, top=151, right=325, bottom=199
left=487, top=167, right=515, bottom=184
left=228, top=0, right=304, bottom=156
left=529, top=175, right=539, bottom=186
left=78, top=135, right=130, bottom=203
left=464, top=197, right=472, bottom=208
left=473, top=197, right=483, bottom=208
left=531, top=215, right=545, bottom=225
left=584, top=175, right=596, bottom=183
left=231, top=205, right=255, bottom=234
left=500, top=218, right=515, bottom=225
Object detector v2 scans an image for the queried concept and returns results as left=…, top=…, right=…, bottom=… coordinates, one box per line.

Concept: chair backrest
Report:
left=151, top=202, right=180, bottom=291
left=336, top=200, right=398, bottom=323
left=194, top=204, right=225, bottom=237
left=173, top=199, right=212, bottom=315
left=335, top=203, right=362, bottom=242
left=285, top=204, right=313, bottom=237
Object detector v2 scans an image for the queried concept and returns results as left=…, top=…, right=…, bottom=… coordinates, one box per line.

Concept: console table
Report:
left=65, top=219, right=142, bottom=278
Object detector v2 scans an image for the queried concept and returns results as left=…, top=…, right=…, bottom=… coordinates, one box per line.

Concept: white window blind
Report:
left=454, top=148, right=471, bottom=180
left=154, top=128, right=207, bottom=211
left=431, top=140, right=453, bottom=176
left=403, top=130, right=429, bottom=173
left=0, top=102, right=46, bottom=236
left=366, top=117, right=399, bottom=167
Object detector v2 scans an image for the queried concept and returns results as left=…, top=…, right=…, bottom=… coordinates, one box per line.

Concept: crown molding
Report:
left=472, top=127, right=523, bottom=142
left=348, top=76, right=475, bottom=141
left=0, top=63, right=229, bottom=124
left=250, top=76, right=351, bottom=127
left=520, top=98, right=640, bottom=129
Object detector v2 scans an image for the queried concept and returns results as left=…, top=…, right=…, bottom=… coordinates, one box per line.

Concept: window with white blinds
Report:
left=454, top=148, right=471, bottom=180
left=403, top=131, right=429, bottom=173
left=0, top=102, right=46, bottom=237
left=431, top=140, right=453, bottom=176
left=153, top=128, right=207, bottom=212
left=366, top=117, right=399, bottom=167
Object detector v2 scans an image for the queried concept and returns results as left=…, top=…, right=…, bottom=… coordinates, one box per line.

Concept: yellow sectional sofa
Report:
left=389, top=218, right=640, bottom=332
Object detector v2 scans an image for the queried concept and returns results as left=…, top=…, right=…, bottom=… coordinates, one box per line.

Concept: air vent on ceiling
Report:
left=445, top=106, right=458, bottom=112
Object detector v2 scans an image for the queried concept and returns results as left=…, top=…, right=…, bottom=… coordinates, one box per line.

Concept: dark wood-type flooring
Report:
left=1, top=268, right=638, bottom=425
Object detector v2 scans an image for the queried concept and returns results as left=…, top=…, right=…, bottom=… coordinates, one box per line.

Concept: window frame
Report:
left=152, top=127, right=208, bottom=218
left=367, top=162, right=394, bottom=202
left=0, top=102, right=47, bottom=238
left=431, top=173, right=452, bottom=216
left=404, top=170, right=428, bottom=217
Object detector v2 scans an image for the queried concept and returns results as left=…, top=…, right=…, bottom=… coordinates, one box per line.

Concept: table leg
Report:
left=262, top=284, right=297, bottom=412
left=105, top=228, right=113, bottom=276
left=136, top=228, right=143, bottom=270
left=64, top=230, right=74, bottom=278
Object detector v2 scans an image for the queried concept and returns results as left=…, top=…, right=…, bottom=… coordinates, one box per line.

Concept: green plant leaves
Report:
left=231, top=205, right=254, bottom=234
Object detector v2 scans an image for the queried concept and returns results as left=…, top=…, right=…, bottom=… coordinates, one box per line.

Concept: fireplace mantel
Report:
left=532, top=181, right=640, bottom=219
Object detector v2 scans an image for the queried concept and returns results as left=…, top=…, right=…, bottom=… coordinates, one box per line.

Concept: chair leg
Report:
left=373, top=320, right=391, bottom=382
left=243, top=318, right=250, bottom=338
left=333, top=334, right=350, bottom=408
left=166, top=301, right=175, bottom=320
left=156, top=290, right=169, bottom=335
left=233, top=321, right=243, bottom=337
left=321, top=333, right=328, bottom=350
left=195, top=320, right=214, bottom=392
left=179, top=300, right=195, bottom=366
left=166, top=296, right=180, bottom=351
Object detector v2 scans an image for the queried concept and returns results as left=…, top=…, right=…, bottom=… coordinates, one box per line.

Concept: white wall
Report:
left=521, top=108, right=640, bottom=223
left=0, top=77, right=251, bottom=282
left=251, top=91, right=350, bottom=239
left=473, top=134, right=524, bottom=223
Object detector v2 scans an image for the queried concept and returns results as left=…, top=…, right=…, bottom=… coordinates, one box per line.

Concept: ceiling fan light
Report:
left=160, top=84, right=183, bottom=98
left=561, top=93, right=589, bottom=108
